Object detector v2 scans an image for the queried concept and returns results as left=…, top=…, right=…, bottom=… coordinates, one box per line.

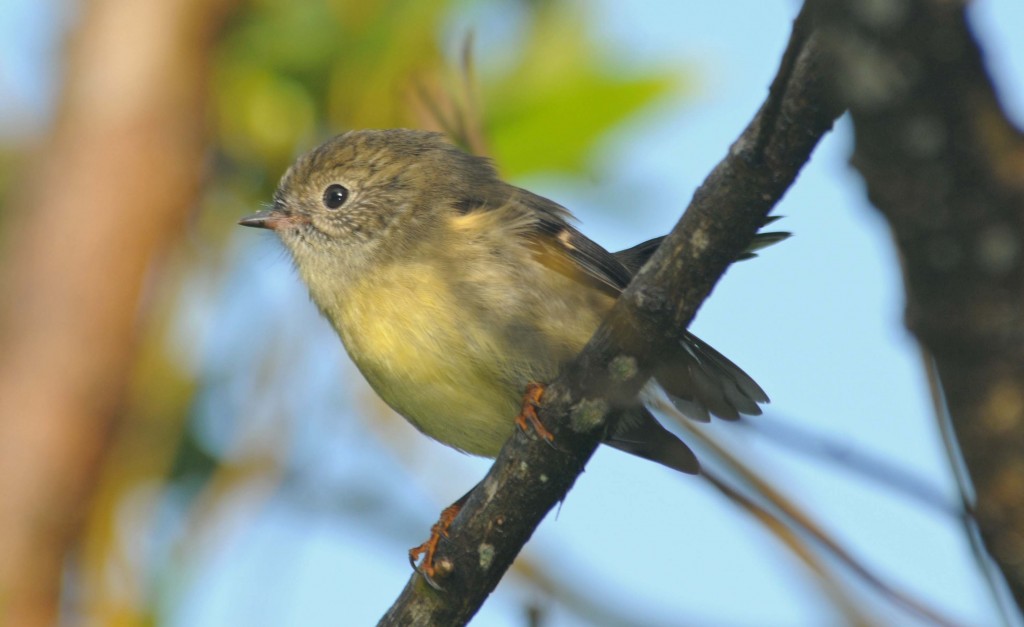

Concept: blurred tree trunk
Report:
left=0, top=0, right=237, bottom=624
left=814, top=0, right=1024, bottom=611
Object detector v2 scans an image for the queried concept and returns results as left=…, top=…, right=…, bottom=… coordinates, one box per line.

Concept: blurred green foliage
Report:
left=207, top=0, right=680, bottom=220
left=484, top=2, right=675, bottom=175
left=213, top=0, right=451, bottom=178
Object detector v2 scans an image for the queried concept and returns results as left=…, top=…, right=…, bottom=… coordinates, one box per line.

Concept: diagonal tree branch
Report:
left=811, top=0, right=1024, bottom=612
left=380, top=4, right=845, bottom=624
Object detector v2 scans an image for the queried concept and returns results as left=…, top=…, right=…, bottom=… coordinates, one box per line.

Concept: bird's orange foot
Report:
left=409, top=501, right=463, bottom=589
left=515, top=382, right=555, bottom=444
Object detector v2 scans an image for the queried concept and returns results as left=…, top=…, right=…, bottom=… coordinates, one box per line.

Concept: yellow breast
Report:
left=333, top=261, right=521, bottom=456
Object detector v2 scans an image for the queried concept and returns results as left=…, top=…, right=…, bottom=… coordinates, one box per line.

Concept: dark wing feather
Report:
left=605, top=409, right=700, bottom=474
left=512, top=187, right=634, bottom=297
left=656, top=332, right=768, bottom=422
left=613, top=218, right=791, bottom=271
left=613, top=237, right=664, bottom=275
left=532, top=220, right=632, bottom=296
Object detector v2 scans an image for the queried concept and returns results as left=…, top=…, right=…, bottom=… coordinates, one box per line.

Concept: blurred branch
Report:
left=737, top=416, right=957, bottom=516
left=659, top=400, right=958, bottom=626
left=811, top=0, right=1024, bottom=612
left=0, top=0, right=237, bottom=624
left=380, top=4, right=844, bottom=624
left=700, top=471, right=877, bottom=626
left=926, top=352, right=1019, bottom=626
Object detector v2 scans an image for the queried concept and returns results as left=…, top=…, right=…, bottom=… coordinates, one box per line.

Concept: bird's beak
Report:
left=238, top=210, right=276, bottom=229
left=238, top=208, right=302, bottom=231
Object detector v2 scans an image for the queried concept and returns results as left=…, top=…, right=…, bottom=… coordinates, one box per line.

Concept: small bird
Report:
left=240, top=128, right=779, bottom=579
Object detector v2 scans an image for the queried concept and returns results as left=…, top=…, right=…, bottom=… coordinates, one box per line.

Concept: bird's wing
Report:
left=511, top=187, right=633, bottom=297
left=461, top=185, right=771, bottom=423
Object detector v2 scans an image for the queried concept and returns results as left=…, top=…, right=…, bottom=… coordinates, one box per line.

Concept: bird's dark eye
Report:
left=322, top=184, right=349, bottom=210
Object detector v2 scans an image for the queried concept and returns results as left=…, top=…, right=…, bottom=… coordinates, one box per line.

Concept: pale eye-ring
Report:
left=322, top=184, right=349, bottom=210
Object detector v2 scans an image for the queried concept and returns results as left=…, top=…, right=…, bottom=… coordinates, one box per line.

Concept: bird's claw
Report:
left=408, top=501, right=462, bottom=589
left=515, top=382, right=555, bottom=446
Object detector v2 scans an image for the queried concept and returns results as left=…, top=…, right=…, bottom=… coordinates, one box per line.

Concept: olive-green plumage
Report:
left=240, top=129, right=773, bottom=474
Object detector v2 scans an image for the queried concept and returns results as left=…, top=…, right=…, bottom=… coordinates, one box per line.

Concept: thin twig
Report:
left=736, top=415, right=956, bottom=516
left=654, top=398, right=960, bottom=627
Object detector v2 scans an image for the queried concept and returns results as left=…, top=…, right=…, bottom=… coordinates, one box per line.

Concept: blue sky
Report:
left=3, top=1, right=1024, bottom=625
